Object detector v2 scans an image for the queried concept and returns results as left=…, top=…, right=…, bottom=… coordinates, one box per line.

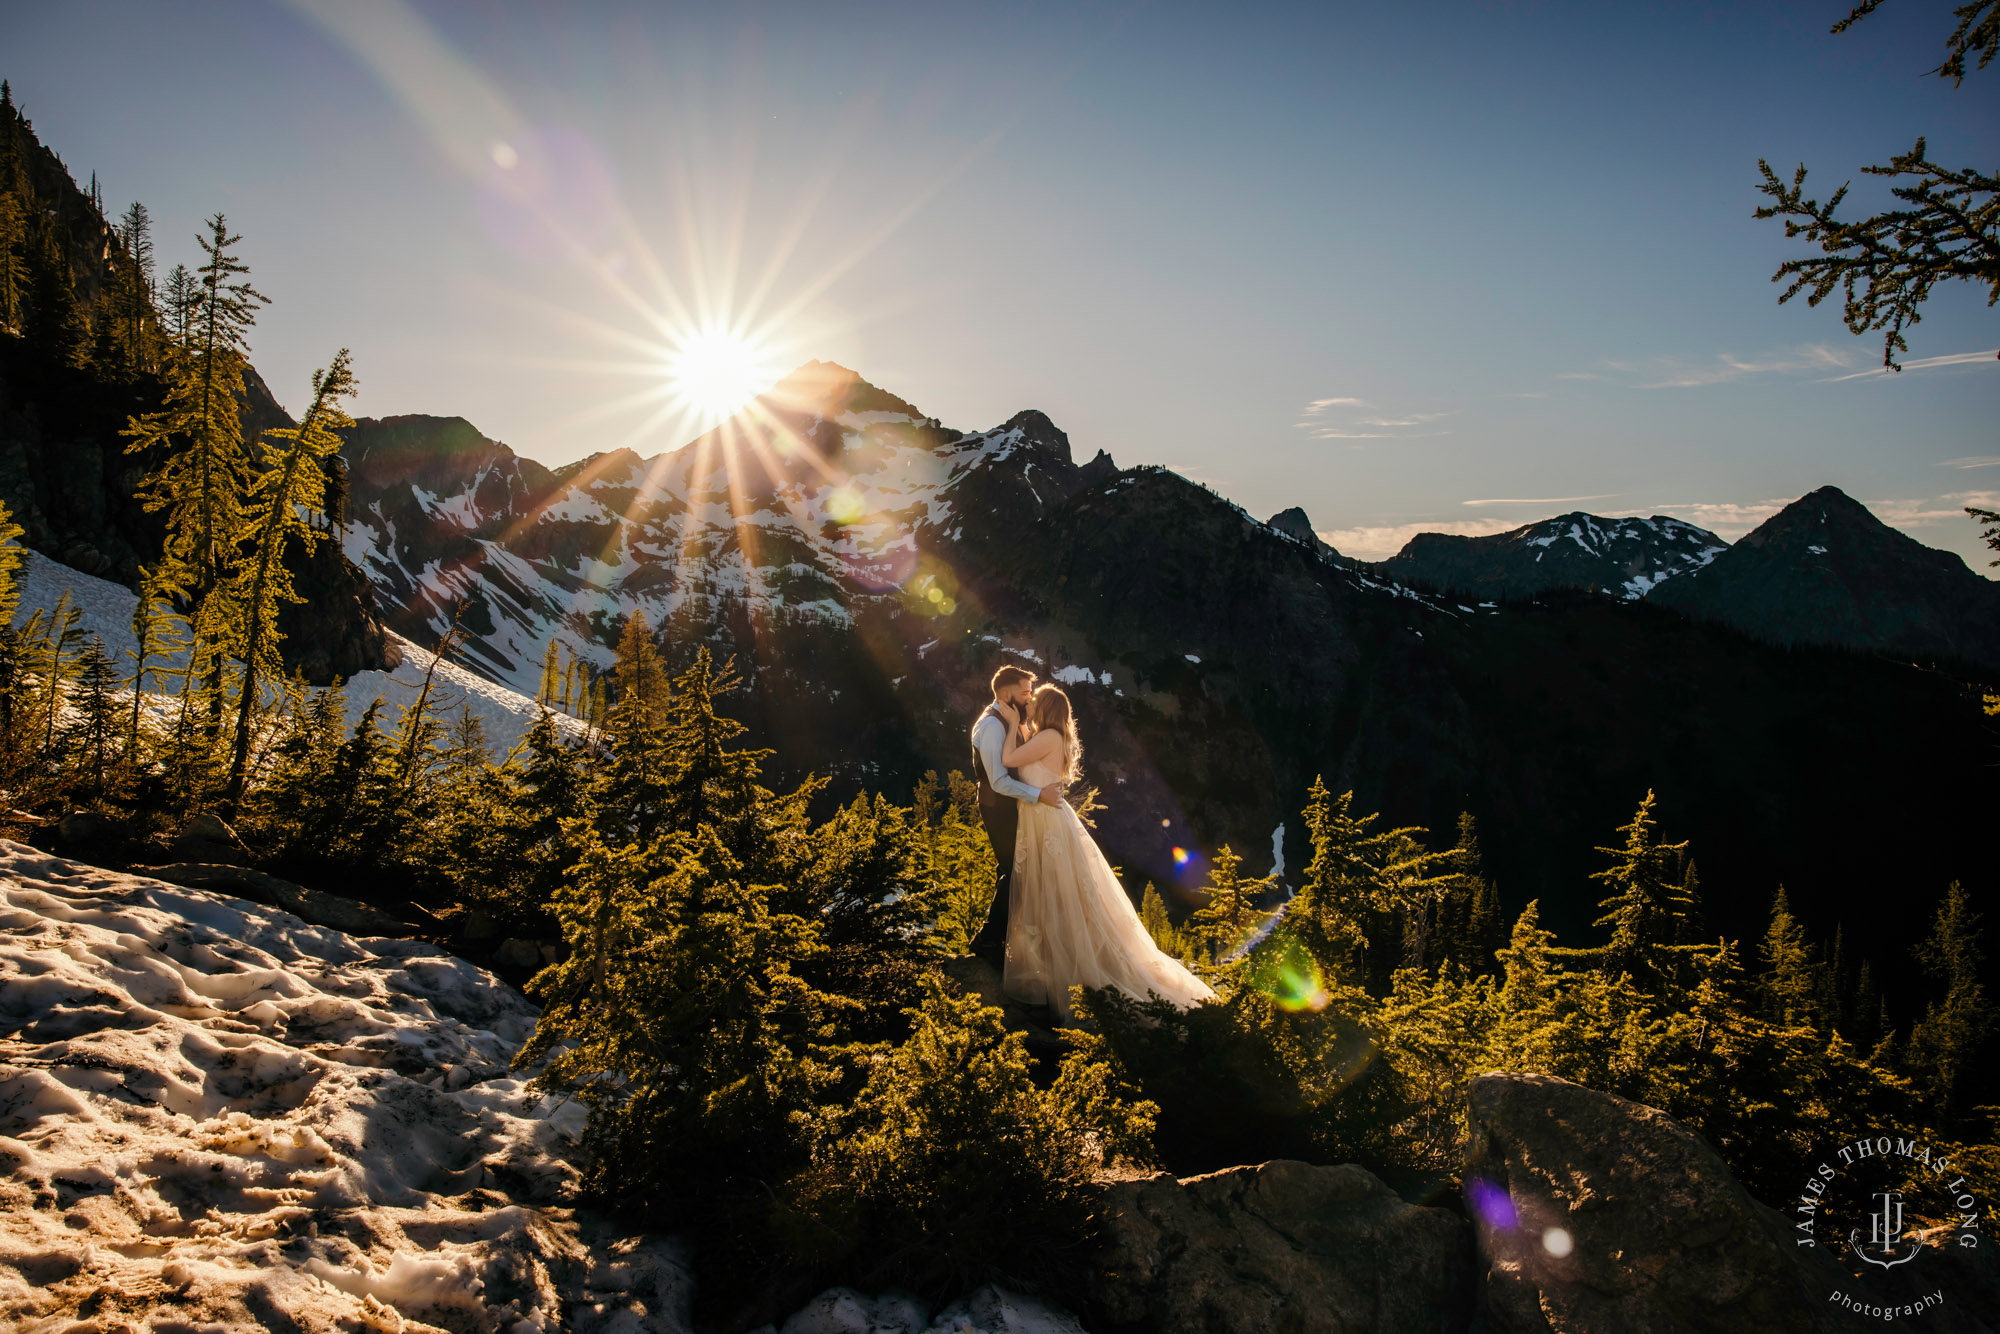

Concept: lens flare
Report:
left=1542, top=1227, right=1574, bottom=1258
left=825, top=486, right=866, bottom=525
left=1172, top=847, right=1191, bottom=867
left=1245, top=936, right=1331, bottom=1013
left=1466, top=1177, right=1519, bottom=1231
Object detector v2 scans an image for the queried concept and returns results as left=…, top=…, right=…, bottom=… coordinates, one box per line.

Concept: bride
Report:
left=996, top=684, right=1217, bottom=1022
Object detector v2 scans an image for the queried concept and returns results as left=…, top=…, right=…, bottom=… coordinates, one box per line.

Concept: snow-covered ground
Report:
left=0, top=843, right=687, bottom=1331
left=13, top=550, right=579, bottom=757
left=0, top=848, right=1096, bottom=1333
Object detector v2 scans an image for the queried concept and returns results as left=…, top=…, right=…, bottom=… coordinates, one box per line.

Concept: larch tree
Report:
left=121, top=213, right=269, bottom=723
left=220, top=349, right=356, bottom=806
left=1753, top=0, right=1997, bottom=368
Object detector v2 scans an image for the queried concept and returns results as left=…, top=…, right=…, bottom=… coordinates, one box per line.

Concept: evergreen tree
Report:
left=912, top=769, right=997, bottom=954
left=0, top=187, right=26, bottom=331
left=659, top=647, right=771, bottom=842
left=219, top=350, right=356, bottom=805
left=1139, top=882, right=1184, bottom=960
left=127, top=564, right=181, bottom=760
left=1906, top=880, right=1997, bottom=1126
left=516, top=822, right=842, bottom=1209
left=1758, top=886, right=1818, bottom=1027
left=784, top=975, right=1158, bottom=1298
left=121, top=213, right=269, bottom=705
left=111, top=200, right=155, bottom=374
left=1587, top=790, right=1700, bottom=981
left=1189, top=845, right=1272, bottom=963
left=61, top=638, right=121, bottom=797
left=157, top=262, right=195, bottom=343
left=595, top=616, right=673, bottom=844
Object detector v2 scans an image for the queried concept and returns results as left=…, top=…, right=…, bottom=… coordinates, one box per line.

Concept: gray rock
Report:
left=183, top=811, right=240, bottom=844
left=494, top=937, right=545, bottom=970
left=1087, top=1159, right=1471, bottom=1333
left=1465, top=1071, right=1845, bottom=1333
left=56, top=810, right=115, bottom=845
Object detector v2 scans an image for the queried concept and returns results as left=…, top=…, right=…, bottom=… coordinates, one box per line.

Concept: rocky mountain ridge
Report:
left=335, top=363, right=1993, bottom=970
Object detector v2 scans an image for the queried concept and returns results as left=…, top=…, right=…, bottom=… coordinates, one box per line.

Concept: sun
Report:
left=664, top=326, right=782, bottom=426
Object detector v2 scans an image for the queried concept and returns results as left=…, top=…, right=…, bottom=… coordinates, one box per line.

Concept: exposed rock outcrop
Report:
left=1466, top=1071, right=1848, bottom=1333
left=1086, top=1158, right=1471, bottom=1333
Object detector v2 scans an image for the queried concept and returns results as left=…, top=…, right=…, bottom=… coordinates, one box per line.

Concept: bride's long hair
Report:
left=1028, top=684, right=1081, bottom=781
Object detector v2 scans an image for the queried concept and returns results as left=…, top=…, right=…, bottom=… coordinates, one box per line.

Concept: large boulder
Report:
left=1086, top=1158, right=1471, bottom=1333
left=1465, top=1072, right=1847, bottom=1333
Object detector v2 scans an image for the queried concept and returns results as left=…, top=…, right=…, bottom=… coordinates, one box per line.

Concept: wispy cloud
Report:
left=1295, top=395, right=1451, bottom=444
left=1621, top=344, right=1853, bottom=388
left=1322, top=518, right=1524, bottom=561
left=1863, top=491, right=2000, bottom=525
left=1820, top=349, right=1999, bottom=382
left=1500, top=390, right=1549, bottom=399
left=1461, top=493, right=1620, bottom=508
left=1937, top=456, right=2000, bottom=469
left=1635, top=498, right=1794, bottom=538
left=1301, top=397, right=1368, bottom=416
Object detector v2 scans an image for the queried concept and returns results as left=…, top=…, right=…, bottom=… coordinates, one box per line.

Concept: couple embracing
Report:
left=966, top=664, right=1215, bottom=1022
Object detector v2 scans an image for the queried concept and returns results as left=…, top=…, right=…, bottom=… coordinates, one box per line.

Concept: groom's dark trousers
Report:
left=967, top=730, right=1019, bottom=956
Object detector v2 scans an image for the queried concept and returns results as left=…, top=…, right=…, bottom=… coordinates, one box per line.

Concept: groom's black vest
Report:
left=971, top=704, right=1021, bottom=810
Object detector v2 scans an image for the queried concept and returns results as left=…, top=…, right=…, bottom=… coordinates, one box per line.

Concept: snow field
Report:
left=0, top=844, right=690, bottom=1331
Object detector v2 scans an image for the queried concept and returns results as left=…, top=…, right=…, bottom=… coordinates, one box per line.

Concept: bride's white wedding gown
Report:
left=1005, top=752, right=1218, bottom=1022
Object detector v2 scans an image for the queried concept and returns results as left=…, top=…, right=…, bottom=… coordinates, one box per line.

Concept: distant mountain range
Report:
left=333, top=362, right=1996, bottom=975
left=1269, top=489, right=2000, bottom=678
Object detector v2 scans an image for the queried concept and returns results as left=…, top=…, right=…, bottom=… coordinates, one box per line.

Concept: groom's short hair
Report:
left=991, top=664, right=1035, bottom=695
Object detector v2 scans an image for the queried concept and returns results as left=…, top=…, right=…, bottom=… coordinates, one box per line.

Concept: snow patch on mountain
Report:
left=13, top=551, right=578, bottom=754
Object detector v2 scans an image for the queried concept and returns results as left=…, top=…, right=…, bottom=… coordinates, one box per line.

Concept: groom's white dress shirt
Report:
left=973, top=709, right=1043, bottom=803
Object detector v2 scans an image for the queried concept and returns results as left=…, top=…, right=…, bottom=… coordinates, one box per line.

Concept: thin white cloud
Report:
left=1358, top=411, right=1454, bottom=427
left=1461, top=493, right=1620, bottom=508
left=1296, top=396, right=1452, bottom=444
left=1560, top=343, right=1869, bottom=389
left=1865, top=491, right=2000, bottom=525
left=1501, top=391, right=1550, bottom=399
left=1820, top=349, right=1999, bottom=382
left=1634, top=498, right=1794, bottom=538
left=1937, top=456, right=2000, bottom=469
left=1323, top=517, right=1526, bottom=561
left=1301, top=397, right=1368, bottom=416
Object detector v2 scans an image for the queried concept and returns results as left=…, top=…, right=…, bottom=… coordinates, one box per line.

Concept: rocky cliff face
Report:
left=1650, top=484, right=2000, bottom=675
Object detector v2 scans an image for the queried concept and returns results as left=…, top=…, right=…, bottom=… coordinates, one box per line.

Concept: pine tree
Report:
left=1906, top=880, right=1997, bottom=1126
left=1189, top=845, right=1273, bottom=963
left=659, top=646, right=770, bottom=841
left=61, top=637, right=121, bottom=797
left=516, top=822, right=841, bottom=1207
left=537, top=639, right=560, bottom=707
left=113, top=200, right=154, bottom=374
left=1758, top=886, right=1818, bottom=1027
left=157, top=262, right=195, bottom=343
left=127, top=564, right=181, bottom=760
left=121, top=213, right=269, bottom=712
left=0, top=188, right=27, bottom=332
left=219, top=350, right=356, bottom=805
left=1588, top=790, right=1700, bottom=982
left=1139, top=882, right=1184, bottom=959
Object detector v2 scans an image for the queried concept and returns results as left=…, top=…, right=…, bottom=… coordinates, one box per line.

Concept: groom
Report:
left=967, top=664, right=1065, bottom=966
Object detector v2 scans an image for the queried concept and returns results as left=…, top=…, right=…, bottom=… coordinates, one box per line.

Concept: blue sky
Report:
left=7, top=0, right=1996, bottom=565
